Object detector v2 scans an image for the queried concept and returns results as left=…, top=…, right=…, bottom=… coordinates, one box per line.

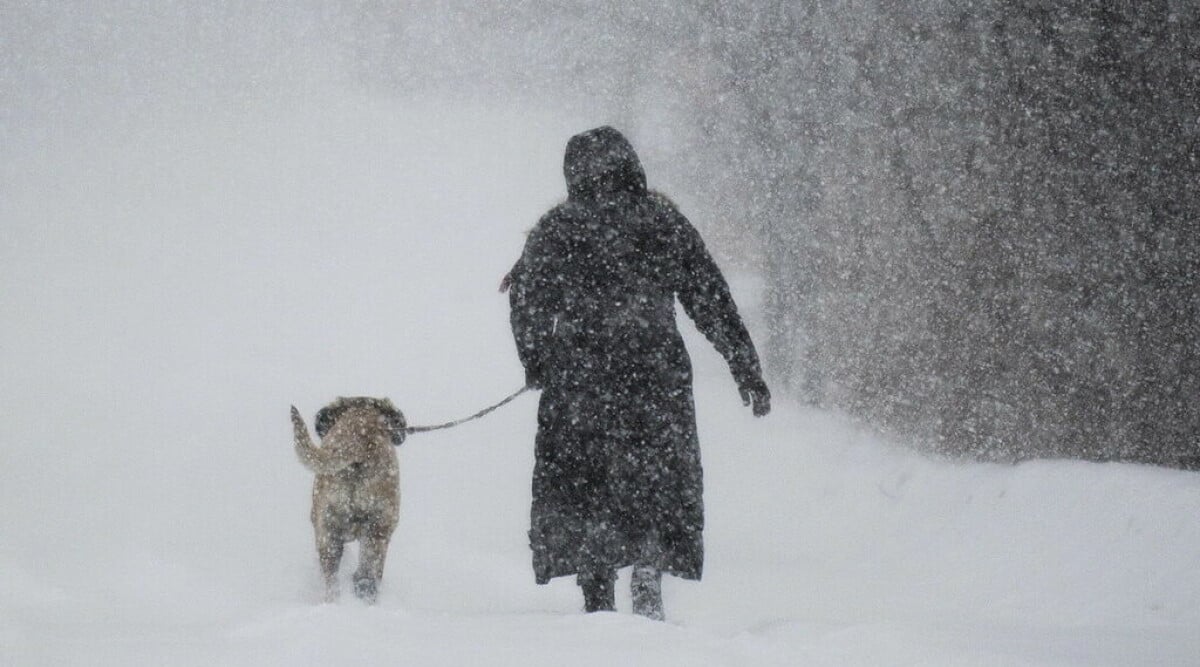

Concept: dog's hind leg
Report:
left=317, top=535, right=344, bottom=603
left=353, top=530, right=391, bottom=604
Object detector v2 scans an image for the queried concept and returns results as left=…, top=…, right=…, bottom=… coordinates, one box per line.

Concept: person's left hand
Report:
left=738, top=375, right=771, bottom=417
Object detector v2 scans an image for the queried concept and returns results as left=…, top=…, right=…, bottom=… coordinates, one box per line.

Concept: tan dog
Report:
left=290, top=397, right=405, bottom=603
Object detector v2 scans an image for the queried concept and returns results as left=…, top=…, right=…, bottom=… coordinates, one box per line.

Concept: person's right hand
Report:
left=738, top=375, right=771, bottom=417
left=524, top=363, right=544, bottom=390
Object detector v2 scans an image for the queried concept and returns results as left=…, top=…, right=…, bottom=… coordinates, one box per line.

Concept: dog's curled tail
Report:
left=291, top=405, right=343, bottom=475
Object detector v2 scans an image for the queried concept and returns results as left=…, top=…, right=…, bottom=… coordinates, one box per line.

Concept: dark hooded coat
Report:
left=508, top=127, right=764, bottom=584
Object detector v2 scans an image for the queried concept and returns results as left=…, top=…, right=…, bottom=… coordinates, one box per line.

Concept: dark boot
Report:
left=631, top=566, right=664, bottom=621
left=579, top=571, right=615, bottom=613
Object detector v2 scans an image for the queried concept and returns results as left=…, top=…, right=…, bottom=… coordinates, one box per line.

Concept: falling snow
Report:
left=2, top=3, right=1199, bottom=665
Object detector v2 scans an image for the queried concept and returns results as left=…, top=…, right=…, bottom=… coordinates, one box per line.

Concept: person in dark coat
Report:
left=506, top=126, right=770, bottom=619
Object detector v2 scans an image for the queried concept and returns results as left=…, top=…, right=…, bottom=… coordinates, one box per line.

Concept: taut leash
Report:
left=403, top=385, right=532, bottom=436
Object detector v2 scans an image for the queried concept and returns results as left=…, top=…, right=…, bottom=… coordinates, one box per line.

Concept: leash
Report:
left=404, top=385, right=532, bottom=436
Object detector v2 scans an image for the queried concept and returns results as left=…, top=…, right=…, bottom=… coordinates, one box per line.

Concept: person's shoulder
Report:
left=534, top=201, right=588, bottom=229
left=647, top=191, right=681, bottom=216
left=646, top=191, right=699, bottom=240
left=525, top=202, right=562, bottom=235
left=524, top=201, right=585, bottom=248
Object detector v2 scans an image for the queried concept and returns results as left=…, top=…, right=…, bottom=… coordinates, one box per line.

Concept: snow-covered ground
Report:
left=3, top=91, right=1199, bottom=666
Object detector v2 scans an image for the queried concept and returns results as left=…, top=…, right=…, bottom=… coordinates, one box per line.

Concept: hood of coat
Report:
left=563, top=126, right=647, bottom=203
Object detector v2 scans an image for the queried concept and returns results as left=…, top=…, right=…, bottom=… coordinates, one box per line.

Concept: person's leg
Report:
left=578, top=570, right=616, bottom=612
left=631, top=566, right=664, bottom=620
left=630, top=529, right=666, bottom=620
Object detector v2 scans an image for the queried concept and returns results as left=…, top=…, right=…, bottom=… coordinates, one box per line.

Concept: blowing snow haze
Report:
left=2, top=3, right=1200, bottom=663
left=25, top=1, right=1192, bottom=467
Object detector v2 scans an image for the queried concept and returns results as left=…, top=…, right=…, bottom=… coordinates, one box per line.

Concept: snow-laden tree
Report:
left=691, top=1, right=1199, bottom=465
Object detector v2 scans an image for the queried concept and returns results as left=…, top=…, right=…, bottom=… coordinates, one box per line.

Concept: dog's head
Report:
left=314, top=397, right=407, bottom=446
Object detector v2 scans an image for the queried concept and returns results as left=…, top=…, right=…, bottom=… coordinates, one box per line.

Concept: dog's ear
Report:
left=315, top=403, right=344, bottom=439
left=374, top=398, right=408, bottom=446
left=380, top=400, right=407, bottom=446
